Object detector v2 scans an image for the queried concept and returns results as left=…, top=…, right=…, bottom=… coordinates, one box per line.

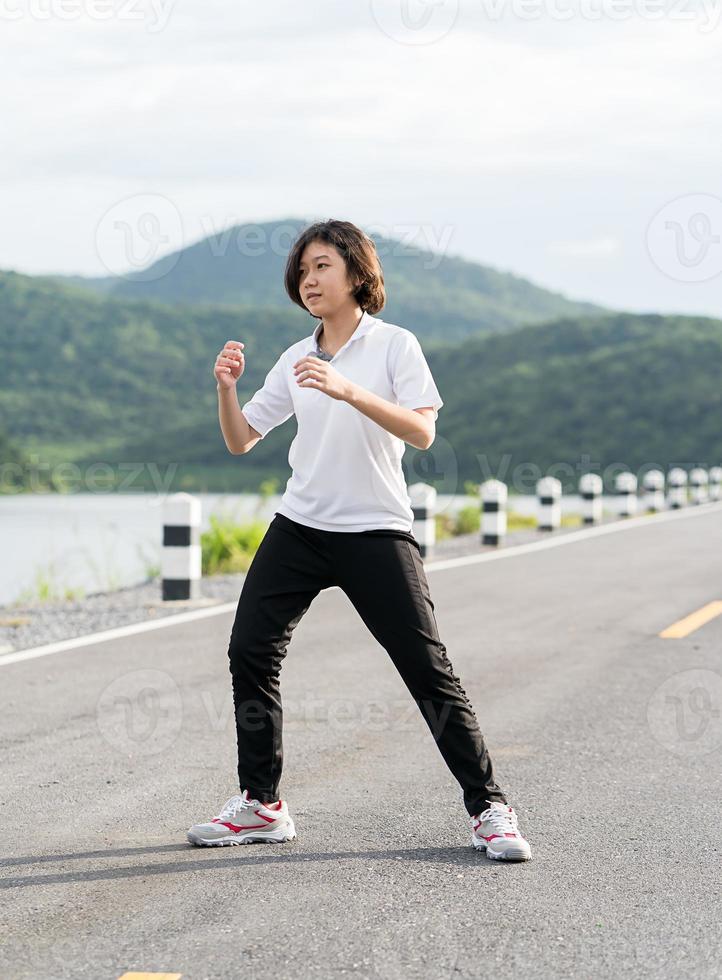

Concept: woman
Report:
left=187, top=219, right=531, bottom=862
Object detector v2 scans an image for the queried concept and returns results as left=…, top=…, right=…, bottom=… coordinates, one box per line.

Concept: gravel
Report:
left=0, top=521, right=599, bottom=655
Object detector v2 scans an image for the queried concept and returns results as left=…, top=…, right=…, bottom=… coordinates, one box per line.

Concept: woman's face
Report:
left=297, top=240, right=358, bottom=317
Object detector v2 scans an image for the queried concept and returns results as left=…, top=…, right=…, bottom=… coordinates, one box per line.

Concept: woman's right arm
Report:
left=214, top=340, right=261, bottom=455
left=216, top=385, right=261, bottom=455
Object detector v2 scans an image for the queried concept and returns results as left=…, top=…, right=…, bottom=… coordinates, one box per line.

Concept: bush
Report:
left=506, top=510, right=537, bottom=531
left=434, top=513, right=455, bottom=540
left=201, top=514, right=268, bottom=575
left=560, top=513, right=582, bottom=528
left=453, top=505, right=481, bottom=535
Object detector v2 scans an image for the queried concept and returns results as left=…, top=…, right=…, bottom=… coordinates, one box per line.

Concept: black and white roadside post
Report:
left=642, top=469, right=665, bottom=513
left=689, top=468, right=709, bottom=505
left=709, top=466, right=722, bottom=502
left=481, top=479, right=507, bottom=546
left=667, top=468, right=688, bottom=509
left=162, top=492, right=202, bottom=601
left=579, top=473, right=603, bottom=525
left=537, top=477, right=562, bottom=532
left=410, top=482, right=436, bottom=559
left=615, top=471, right=637, bottom=518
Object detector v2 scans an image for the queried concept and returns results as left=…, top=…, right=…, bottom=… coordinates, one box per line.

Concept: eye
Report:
left=298, top=262, right=328, bottom=274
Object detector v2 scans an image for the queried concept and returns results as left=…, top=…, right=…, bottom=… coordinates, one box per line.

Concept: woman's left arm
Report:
left=292, top=355, right=435, bottom=450
left=345, top=386, right=435, bottom=450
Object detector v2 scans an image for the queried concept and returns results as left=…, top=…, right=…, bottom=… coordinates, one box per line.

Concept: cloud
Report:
left=1, top=0, right=721, bottom=317
left=2, top=6, right=718, bottom=182
left=546, top=236, right=620, bottom=257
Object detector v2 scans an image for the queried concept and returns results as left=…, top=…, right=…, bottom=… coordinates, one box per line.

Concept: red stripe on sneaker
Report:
left=217, top=820, right=270, bottom=832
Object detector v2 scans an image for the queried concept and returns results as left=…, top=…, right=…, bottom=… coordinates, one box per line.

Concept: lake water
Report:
left=0, top=492, right=608, bottom=606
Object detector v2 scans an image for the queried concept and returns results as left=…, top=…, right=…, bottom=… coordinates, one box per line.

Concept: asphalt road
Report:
left=1, top=505, right=721, bottom=980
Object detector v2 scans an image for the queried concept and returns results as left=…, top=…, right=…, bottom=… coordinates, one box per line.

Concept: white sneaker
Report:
left=187, top=789, right=296, bottom=847
left=471, top=801, right=532, bottom=861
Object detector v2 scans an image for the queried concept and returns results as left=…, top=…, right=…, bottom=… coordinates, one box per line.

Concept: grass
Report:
left=12, top=563, right=87, bottom=606
left=435, top=502, right=584, bottom=539
left=6, top=478, right=283, bottom=604
left=200, top=477, right=280, bottom=575
left=9, top=474, right=653, bottom=604
left=201, top=513, right=268, bottom=574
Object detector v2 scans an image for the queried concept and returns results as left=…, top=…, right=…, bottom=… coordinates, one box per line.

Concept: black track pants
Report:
left=226, top=512, right=508, bottom=817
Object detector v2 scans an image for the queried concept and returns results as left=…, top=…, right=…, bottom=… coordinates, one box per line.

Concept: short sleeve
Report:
left=389, top=330, right=444, bottom=421
left=240, top=352, right=294, bottom=439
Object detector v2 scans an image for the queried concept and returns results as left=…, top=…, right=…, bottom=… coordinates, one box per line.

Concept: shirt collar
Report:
left=311, top=310, right=378, bottom=353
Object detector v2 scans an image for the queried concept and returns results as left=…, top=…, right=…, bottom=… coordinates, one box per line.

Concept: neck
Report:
left=318, top=306, right=364, bottom=349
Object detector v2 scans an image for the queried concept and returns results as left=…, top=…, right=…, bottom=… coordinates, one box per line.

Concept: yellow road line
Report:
left=659, top=601, right=722, bottom=638
left=117, top=974, right=182, bottom=979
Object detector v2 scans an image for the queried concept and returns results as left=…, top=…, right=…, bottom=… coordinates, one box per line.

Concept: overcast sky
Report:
left=3, top=0, right=722, bottom=316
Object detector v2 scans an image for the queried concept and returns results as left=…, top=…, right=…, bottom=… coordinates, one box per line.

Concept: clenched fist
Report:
left=214, top=340, right=245, bottom=390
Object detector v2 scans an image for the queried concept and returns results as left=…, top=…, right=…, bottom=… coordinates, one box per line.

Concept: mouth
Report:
left=307, top=293, right=321, bottom=302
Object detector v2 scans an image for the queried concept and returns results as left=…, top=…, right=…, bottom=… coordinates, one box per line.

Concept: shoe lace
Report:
left=478, top=805, right=519, bottom=834
left=216, top=793, right=256, bottom=820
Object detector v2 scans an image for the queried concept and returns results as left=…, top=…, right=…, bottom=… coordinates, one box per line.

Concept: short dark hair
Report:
left=284, top=219, right=386, bottom=316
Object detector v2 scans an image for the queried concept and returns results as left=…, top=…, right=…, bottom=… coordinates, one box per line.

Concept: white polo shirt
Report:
left=240, top=310, right=443, bottom=533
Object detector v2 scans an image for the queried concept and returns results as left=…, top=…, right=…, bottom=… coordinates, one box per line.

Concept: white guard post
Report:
left=642, top=469, right=665, bottom=513
left=579, top=473, right=603, bottom=525
left=615, top=471, right=637, bottom=517
left=162, top=492, right=202, bottom=601
left=481, top=479, right=507, bottom=546
left=709, top=466, right=722, bottom=502
left=410, top=482, right=437, bottom=559
left=666, top=468, right=688, bottom=509
left=689, top=468, right=709, bottom=505
left=537, top=476, right=562, bottom=532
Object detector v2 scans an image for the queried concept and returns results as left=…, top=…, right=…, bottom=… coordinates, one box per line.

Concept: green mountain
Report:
left=96, top=311, right=722, bottom=495
left=0, top=425, right=36, bottom=491
left=430, top=312, right=722, bottom=491
left=3, top=268, right=719, bottom=497
left=57, top=217, right=606, bottom=345
left=0, top=270, right=305, bottom=477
